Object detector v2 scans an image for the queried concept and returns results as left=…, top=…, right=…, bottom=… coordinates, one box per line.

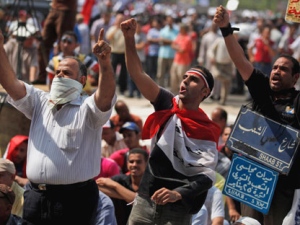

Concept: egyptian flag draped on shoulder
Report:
left=142, top=96, right=220, bottom=182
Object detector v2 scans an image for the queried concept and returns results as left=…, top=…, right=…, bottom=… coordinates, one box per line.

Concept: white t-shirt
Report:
left=205, top=186, right=225, bottom=225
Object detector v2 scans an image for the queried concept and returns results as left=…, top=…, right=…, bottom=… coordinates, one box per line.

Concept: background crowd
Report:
left=0, top=0, right=298, bottom=225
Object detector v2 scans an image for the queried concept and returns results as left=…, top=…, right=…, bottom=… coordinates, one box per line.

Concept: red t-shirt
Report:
left=173, top=34, right=193, bottom=65
left=254, top=37, right=274, bottom=63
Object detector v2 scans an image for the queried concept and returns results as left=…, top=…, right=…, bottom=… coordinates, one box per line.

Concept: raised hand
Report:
left=92, top=28, right=111, bottom=62
left=120, top=18, right=137, bottom=38
left=213, top=5, right=230, bottom=28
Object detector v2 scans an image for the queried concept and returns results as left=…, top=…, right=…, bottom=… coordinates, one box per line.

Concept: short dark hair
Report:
left=278, top=54, right=300, bottom=76
left=216, top=107, right=228, bottom=121
left=64, top=56, right=87, bottom=77
left=61, top=30, right=78, bottom=43
left=128, top=148, right=149, bottom=162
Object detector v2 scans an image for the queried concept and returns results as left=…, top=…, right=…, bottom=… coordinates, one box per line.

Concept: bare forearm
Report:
left=125, top=37, right=144, bottom=80
left=98, top=182, right=136, bottom=203
left=114, top=184, right=136, bottom=203
left=125, top=36, right=159, bottom=102
left=95, top=61, right=115, bottom=111
left=99, top=186, right=123, bottom=200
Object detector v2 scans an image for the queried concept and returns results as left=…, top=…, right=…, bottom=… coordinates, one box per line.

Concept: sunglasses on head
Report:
left=61, top=37, right=74, bottom=44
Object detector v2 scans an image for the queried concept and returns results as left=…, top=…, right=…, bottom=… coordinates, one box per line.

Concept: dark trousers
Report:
left=23, top=180, right=99, bottom=225
left=146, top=55, right=158, bottom=81
left=111, top=53, right=128, bottom=94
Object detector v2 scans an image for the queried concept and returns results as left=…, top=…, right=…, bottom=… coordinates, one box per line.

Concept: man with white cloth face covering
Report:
left=0, top=28, right=116, bottom=225
left=49, top=57, right=87, bottom=109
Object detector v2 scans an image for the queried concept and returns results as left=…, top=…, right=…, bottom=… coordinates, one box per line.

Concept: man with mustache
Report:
left=214, top=5, right=300, bottom=225
left=0, top=28, right=116, bottom=224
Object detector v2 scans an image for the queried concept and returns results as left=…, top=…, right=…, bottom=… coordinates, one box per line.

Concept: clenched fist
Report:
left=120, top=18, right=137, bottom=38
left=213, top=5, right=230, bottom=28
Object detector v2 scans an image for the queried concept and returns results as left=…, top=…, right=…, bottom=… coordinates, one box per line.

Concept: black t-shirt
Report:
left=111, top=174, right=134, bottom=225
left=245, top=69, right=300, bottom=189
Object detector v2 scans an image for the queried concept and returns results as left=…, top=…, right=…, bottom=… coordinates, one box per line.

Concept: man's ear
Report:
left=203, top=87, right=210, bottom=99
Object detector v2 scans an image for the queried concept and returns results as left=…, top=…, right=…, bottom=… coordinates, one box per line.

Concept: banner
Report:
left=226, top=106, right=300, bottom=175
left=286, top=0, right=300, bottom=23
left=223, top=154, right=278, bottom=214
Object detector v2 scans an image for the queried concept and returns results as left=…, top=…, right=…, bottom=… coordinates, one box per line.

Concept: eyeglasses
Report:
left=61, top=37, right=74, bottom=44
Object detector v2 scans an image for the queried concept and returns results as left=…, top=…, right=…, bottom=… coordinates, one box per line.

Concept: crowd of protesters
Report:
left=0, top=0, right=298, bottom=225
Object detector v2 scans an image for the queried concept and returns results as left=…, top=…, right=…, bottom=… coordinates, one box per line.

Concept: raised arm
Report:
left=92, top=29, right=116, bottom=111
left=0, top=32, right=26, bottom=100
left=121, top=18, right=160, bottom=103
left=213, top=6, right=254, bottom=81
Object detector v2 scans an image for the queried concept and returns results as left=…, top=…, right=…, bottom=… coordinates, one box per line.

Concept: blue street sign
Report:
left=226, top=106, right=300, bottom=175
left=223, top=154, right=279, bottom=214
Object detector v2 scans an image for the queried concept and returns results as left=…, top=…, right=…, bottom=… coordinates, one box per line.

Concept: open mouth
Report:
left=179, top=86, right=186, bottom=93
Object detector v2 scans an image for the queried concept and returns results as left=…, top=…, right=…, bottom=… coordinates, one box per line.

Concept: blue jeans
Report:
left=128, top=195, right=192, bottom=225
left=94, top=191, right=117, bottom=225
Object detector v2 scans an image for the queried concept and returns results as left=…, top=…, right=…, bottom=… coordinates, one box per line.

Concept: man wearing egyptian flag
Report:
left=121, top=18, right=220, bottom=225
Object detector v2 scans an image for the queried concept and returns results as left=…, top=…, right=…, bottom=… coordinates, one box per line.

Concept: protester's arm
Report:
left=152, top=174, right=212, bottom=207
left=213, top=5, right=254, bottom=81
left=121, top=18, right=160, bottom=103
left=14, top=175, right=29, bottom=187
left=151, top=187, right=182, bottom=205
left=225, top=196, right=241, bottom=223
left=96, top=177, right=136, bottom=203
left=0, top=32, right=26, bottom=100
left=92, top=29, right=116, bottom=112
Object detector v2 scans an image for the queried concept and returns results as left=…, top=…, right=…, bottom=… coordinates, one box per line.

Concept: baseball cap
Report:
left=0, top=183, right=15, bottom=205
left=0, top=158, right=16, bottom=175
left=235, top=217, right=261, bottom=225
left=119, top=122, right=140, bottom=133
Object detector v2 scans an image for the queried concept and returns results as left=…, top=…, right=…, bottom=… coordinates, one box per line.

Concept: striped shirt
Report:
left=7, top=83, right=116, bottom=184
